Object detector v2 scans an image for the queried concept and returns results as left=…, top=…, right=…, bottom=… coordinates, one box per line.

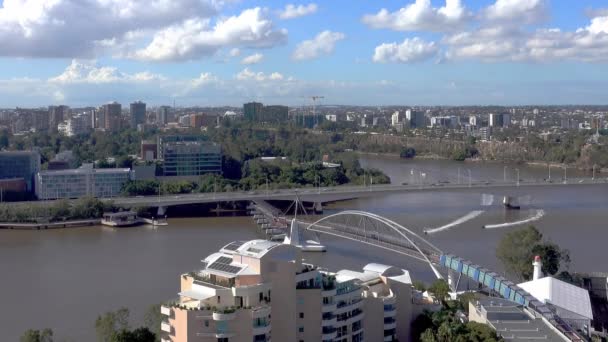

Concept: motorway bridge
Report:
left=102, top=176, right=605, bottom=208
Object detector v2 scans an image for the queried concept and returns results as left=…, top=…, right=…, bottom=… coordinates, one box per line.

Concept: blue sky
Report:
left=1, top=0, right=608, bottom=107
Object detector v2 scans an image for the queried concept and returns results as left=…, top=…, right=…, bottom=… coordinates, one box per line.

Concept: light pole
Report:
left=467, top=169, right=472, bottom=188
left=563, top=166, right=567, bottom=184
left=369, top=175, right=373, bottom=192
left=503, top=166, right=507, bottom=183
left=548, top=164, right=551, bottom=182
left=515, top=168, right=520, bottom=187
left=266, top=175, right=269, bottom=196
left=593, top=164, right=597, bottom=181
left=457, top=167, right=461, bottom=185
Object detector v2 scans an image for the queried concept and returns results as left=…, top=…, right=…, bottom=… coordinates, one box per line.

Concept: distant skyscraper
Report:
left=244, top=102, right=263, bottom=121
left=157, top=106, right=171, bottom=125
left=130, top=101, right=146, bottom=128
left=102, top=102, right=122, bottom=132
left=406, top=110, right=426, bottom=128
left=489, top=113, right=503, bottom=127
left=469, top=115, right=478, bottom=127
left=48, top=105, right=70, bottom=132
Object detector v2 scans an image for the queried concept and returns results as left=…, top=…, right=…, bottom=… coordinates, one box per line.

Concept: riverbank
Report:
left=0, top=219, right=100, bottom=230
left=357, top=150, right=604, bottom=174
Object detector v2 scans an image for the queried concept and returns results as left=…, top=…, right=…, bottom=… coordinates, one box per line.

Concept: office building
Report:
left=160, top=239, right=413, bottom=342
left=102, top=102, right=122, bottom=132
left=157, top=106, right=172, bottom=125
left=49, top=105, right=70, bottom=132
left=406, top=109, right=426, bottom=128
left=244, top=102, right=263, bottom=121
left=35, top=164, right=131, bottom=199
left=0, top=151, right=40, bottom=192
left=32, top=110, right=49, bottom=132
left=158, top=135, right=221, bottom=176
left=489, top=113, right=510, bottom=128
left=130, top=101, right=147, bottom=128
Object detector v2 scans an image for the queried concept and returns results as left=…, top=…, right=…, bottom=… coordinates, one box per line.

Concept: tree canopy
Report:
left=496, top=225, right=570, bottom=281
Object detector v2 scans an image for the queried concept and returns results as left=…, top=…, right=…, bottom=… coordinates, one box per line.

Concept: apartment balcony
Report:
left=252, top=323, right=271, bottom=335
left=196, top=332, right=236, bottom=339
left=322, top=328, right=337, bottom=340
left=335, top=299, right=363, bottom=315
left=161, top=337, right=172, bottom=342
left=161, top=322, right=172, bottom=334
left=160, top=305, right=172, bottom=316
left=321, top=288, right=337, bottom=297
left=384, top=321, right=397, bottom=330
left=382, top=293, right=397, bottom=305
left=321, top=316, right=337, bottom=327
left=384, top=335, right=395, bottom=341
left=212, top=311, right=236, bottom=321
left=321, top=302, right=337, bottom=312
left=384, top=309, right=397, bottom=318
left=251, top=305, right=271, bottom=318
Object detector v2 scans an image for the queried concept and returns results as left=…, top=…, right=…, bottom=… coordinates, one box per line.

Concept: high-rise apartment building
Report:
left=48, top=105, right=70, bottom=132
left=102, top=102, right=122, bottom=132
left=243, top=102, right=264, bottom=121
left=160, top=239, right=413, bottom=342
left=130, top=101, right=147, bottom=128
left=157, top=106, right=172, bottom=125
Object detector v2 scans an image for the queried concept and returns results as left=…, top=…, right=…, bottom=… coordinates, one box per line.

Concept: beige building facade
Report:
left=161, top=240, right=415, bottom=342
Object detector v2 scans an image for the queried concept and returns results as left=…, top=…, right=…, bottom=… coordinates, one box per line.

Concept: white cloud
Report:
left=131, top=8, right=287, bottom=61
left=482, top=0, right=548, bottom=24
left=229, top=48, right=241, bottom=57
left=292, top=30, right=345, bottom=61
left=362, top=0, right=470, bottom=32
left=278, top=3, right=318, bottom=19
left=586, top=16, right=608, bottom=34
left=235, top=68, right=285, bottom=81
left=49, top=60, right=165, bottom=84
left=373, top=37, right=438, bottom=63
left=241, top=53, right=264, bottom=65
left=0, top=0, right=221, bottom=58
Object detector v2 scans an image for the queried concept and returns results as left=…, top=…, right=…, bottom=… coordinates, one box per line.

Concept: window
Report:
left=259, top=292, right=263, bottom=302
left=204, top=320, right=209, bottom=327
left=298, top=327, right=304, bottom=333
left=299, top=312, right=304, bottom=319
left=217, top=338, right=229, bottom=342
left=217, top=296, right=221, bottom=304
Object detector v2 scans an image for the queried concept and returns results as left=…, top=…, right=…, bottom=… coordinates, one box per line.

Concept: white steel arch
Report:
left=303, top=210, right=444, bottom=280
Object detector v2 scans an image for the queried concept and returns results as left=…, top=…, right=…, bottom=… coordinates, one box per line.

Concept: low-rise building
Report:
left=35, top=164, right=131, bottom=199
left=160, top=239, right=414, bottom=342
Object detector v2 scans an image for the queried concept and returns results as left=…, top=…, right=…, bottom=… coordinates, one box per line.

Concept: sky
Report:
left=1, top=0, right=608, bottom=107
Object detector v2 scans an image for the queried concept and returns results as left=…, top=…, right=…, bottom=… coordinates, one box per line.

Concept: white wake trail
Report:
left=483, top=209, right=546, bottom=229
left=424, top=210, right=485, bottom=234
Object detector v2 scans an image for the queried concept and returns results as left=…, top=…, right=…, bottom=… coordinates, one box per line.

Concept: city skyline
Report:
left=1, top=0, right=608, bottom=107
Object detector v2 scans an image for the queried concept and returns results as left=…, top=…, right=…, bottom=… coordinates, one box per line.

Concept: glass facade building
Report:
left=158, top=136, right=221, bottom=176
left=0, top=151, right=40, bottom=192
left=35, top=165, right=131, bottom=199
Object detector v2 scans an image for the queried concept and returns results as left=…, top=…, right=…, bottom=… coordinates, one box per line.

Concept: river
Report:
left=0, top=155, right=606, bottom=341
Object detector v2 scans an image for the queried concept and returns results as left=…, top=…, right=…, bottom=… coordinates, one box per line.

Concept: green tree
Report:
left=497, top=225, right=570, bottom=281
left=143, top=304, right=162, bottom=342
left=420, top=329, right=438, bottom=342
left=95, top=307, right=130, bottom=342
left=400, top=147, right=416, bottom=159
left=427, top=279, right=451, bottom=304
left=496, top=226, right=543, bottom=281
left=20, top=329, right=53, bottom=342
left=413, top=280, right=427, bottom=292
left=112, top=328, right=156, bottom=342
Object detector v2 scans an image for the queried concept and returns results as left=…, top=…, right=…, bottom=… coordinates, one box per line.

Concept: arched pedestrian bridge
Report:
left=297, top=210, right=584, bottom=341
